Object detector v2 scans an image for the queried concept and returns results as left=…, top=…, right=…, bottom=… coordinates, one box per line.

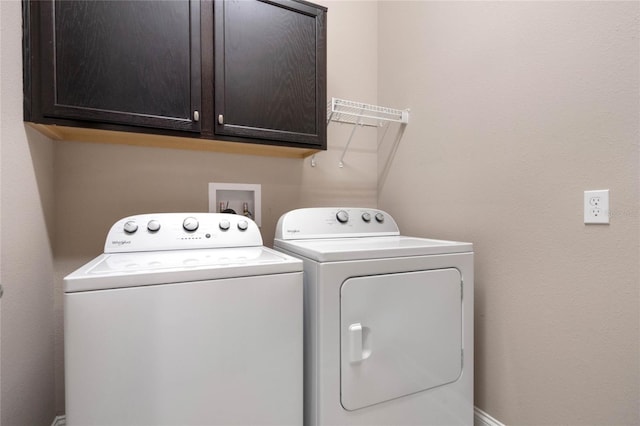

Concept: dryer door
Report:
left=340, top=268, right=463, bottom=411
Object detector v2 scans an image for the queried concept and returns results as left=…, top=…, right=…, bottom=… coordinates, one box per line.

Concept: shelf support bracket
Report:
left=338, top=111, right=364, bottom=168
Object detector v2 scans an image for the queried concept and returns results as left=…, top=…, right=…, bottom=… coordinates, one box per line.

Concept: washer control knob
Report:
left=123, top=221, right=138, bottom=234
left=183, top=217, right=199, bottom=232
left=237, top=220, right=249, bottom=231
left=147, top=220, right=161, bottom=232
left=361, top=212, right=371, bottom=222
left=336, top=210, right=349, bottom=223
left=219, top=219, right=230, bottom=231
left=375, top=212, right=385, bottom=223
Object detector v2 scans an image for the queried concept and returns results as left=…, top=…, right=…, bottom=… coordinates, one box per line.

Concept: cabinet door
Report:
left=37, top=1, right=201, bottom=132
left=214, top=0, right=326, bottom=148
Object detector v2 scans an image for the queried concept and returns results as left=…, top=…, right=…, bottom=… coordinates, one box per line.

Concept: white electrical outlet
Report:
left=584, top=189, right=610, bottom=224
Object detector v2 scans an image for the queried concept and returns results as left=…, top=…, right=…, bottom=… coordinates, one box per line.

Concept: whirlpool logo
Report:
left=286, top=229, right=301, bottom=234
left=111, top=240, right=131, bottom=246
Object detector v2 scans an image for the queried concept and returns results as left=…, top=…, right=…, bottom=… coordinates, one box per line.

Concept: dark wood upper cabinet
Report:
left=23, top=0, right=327, bottom=155
left=27, top=0, right=202, bottom=132
left=214, top=0, right=326, bottom=148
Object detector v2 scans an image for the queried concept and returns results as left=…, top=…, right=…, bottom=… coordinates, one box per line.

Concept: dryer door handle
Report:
left=349, top=323, right=363, bottom=363
left=348, top=323, right=371, bottom=363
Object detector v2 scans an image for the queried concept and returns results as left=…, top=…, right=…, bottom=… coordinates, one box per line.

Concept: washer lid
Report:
left=274, top=235, right=472, bottom=262
left=64, top=246, right=302, bottom=293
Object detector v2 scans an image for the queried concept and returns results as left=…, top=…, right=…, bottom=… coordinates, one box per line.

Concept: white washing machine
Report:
left=64, top=213, right=303, bottom=426
left=274, top=207, right=474, bottom=425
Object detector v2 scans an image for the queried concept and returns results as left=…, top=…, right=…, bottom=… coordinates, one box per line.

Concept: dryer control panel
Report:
left=104, top=213, right=262, bottom=253
left=275, top=208, right=400, bottom=240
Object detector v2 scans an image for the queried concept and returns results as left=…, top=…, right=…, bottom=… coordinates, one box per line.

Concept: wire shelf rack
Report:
left=317, top=98, right=409, bottom=168
left=326, top=98, right=409, bottom=127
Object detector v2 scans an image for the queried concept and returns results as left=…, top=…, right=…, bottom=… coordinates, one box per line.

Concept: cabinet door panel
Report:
left=215, top=0, right=326, bottom=147
left=40, top=0, right=201, bottom=132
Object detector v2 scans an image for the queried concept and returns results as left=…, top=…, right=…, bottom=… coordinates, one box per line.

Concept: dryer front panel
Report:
left=340, top=268, right=463, bottom=411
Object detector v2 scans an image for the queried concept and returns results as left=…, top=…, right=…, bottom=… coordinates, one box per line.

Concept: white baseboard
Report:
left=51, top=415, right=66, bottom=426
left=475, top=406, right=505, bottom=426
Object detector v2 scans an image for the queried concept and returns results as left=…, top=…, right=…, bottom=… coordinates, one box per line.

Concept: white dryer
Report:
left=274, top=207, right=473, bottom=425
left=64, top=213, right=303, bottom=426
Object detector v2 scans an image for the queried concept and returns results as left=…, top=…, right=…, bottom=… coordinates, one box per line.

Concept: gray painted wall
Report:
left=1, top=1, right=56, bottom=424
left=378, top=2, right=639, bottom=424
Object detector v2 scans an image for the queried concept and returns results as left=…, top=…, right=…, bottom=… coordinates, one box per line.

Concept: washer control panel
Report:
left=105, top=213, right=262, bottom=253
left=275, top=208, right=400, bottom=240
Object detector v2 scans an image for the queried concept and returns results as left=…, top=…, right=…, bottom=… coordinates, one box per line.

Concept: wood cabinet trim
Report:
left=27, top=123, right=320, bottom=159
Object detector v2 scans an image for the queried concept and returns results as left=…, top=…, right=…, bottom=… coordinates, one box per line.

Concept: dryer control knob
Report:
left=147, top=220, right=161, bottom=232
left=123, top=221, right=138, bottom=234
left=183, top=217, right=199, bottom=232
left=375, top=212, right=385, bottom=223
left=219, top=219, right=230, bottom=231
left=237, top=220, right=249, bottom=231
left=336, top=210, right=349, bottom=223
left=361, top=212, right=371, bottom=222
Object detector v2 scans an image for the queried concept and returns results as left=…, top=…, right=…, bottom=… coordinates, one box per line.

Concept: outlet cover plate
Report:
left=584, top=189, right=609, bottom=224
